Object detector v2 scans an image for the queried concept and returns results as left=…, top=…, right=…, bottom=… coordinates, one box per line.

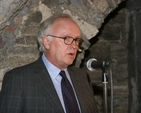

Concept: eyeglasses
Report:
left=46, top=35, right=82, bottom=46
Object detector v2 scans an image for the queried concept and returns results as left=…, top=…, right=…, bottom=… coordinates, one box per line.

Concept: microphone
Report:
left=86, top=58, right=110, bottom=71
left=78, top=48, right=82, bottom=52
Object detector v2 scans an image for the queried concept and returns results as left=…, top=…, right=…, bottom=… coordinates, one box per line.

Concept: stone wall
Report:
left=0, top=0, right=124, bottom=70
left=82, top=2, right=128, bottom=112
left=0, top=0, right=129, bottom=113
left=126, top=0, right=141, bottom=113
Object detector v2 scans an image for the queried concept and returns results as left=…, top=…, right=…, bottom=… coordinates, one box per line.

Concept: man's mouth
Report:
left=68, top=52, right=75, bottom=58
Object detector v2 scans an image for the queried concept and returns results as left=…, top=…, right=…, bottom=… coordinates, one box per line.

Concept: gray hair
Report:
left=37, top=13, right=74, bottom=52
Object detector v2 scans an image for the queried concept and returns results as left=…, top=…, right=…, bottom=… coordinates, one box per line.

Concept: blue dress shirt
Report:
left=42, top=54, right=81, bottom=113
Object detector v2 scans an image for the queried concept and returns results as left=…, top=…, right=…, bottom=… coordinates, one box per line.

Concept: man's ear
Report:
left=42, top=36, right=50, bottom=49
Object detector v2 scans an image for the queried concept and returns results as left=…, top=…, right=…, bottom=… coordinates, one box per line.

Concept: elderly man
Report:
left=0, top=13, right=98, bottom=113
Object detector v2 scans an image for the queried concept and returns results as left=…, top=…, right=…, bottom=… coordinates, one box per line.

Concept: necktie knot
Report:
left=60, top=70, right=66, bottom=78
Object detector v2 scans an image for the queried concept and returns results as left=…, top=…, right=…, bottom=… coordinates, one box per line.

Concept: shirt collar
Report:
left=42, top=53, right=67, bottom=80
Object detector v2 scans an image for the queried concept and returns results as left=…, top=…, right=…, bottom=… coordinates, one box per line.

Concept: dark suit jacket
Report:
left=0, top=56, right=98, bottom=113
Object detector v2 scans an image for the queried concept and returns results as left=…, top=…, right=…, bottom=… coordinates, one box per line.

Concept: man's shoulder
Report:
left=5, top=56, right=43, bottom=76
left=68, top=66, right=87, bottom=74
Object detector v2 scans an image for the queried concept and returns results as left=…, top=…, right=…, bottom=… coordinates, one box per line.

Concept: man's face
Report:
left=43, top=18, right=81, bottom=69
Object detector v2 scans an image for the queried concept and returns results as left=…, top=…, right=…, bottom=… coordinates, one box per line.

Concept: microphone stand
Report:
left=86, top=58, right=110, bottom=113
left=102, top=67, right=108, bottom=113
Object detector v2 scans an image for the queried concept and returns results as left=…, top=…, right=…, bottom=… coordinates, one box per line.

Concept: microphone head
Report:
left=86, top=58, right=97, bottom=71
left=86, top=58, right=110, bottom=71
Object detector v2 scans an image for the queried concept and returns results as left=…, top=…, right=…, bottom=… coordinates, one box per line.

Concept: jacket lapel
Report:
left=68, top=67, right=99, bottom=113
left=68, top=67, right=92, bottom=113
left=33, top=57, right=64, bottom=113
left=67, top=67, right=84, bottom=111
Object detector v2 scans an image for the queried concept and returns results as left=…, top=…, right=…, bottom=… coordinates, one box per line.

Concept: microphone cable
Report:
left=110, top=67, right=113, bottom=113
